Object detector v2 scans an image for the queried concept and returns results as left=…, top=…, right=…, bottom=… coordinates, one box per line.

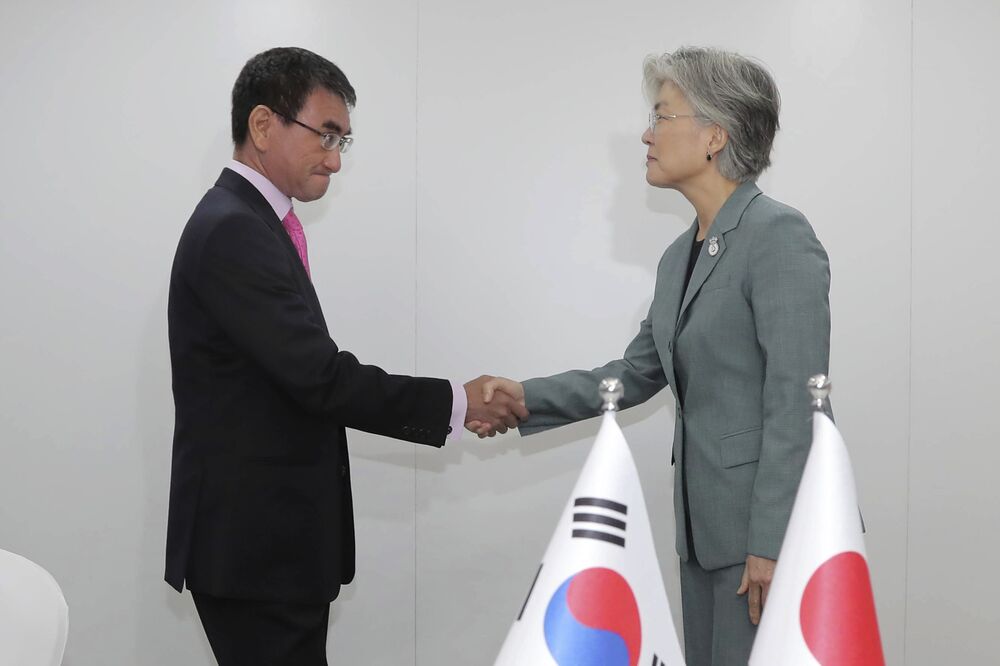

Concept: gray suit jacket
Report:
left=520, top=182, right=830, bottom=570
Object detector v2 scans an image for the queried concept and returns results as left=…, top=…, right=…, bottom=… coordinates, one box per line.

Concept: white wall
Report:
left=908, top=1, right=1000, bottom=662
left=0, top=1, right=995, bottom=664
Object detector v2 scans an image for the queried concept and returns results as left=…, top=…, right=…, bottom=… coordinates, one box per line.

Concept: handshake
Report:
left=462, top=376, right=526, bottom=438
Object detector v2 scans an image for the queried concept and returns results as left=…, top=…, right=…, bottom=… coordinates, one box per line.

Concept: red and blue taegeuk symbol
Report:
left=543, top=567, right=641, bottom=666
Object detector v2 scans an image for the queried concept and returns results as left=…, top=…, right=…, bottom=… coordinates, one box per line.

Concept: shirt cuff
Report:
left=448, top=379, right=467, bottom=440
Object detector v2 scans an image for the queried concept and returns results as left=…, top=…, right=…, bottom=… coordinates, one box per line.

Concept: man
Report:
left=165, top=47, right=525, bottom=666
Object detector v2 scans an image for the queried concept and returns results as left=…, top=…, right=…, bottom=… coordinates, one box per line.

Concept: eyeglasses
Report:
left=648, top=110, right=708, bottom=134
left=273, top=109, right=354, bottom=154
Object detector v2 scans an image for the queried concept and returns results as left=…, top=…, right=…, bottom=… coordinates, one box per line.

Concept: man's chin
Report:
left=296, top=185, right=330, bottom=203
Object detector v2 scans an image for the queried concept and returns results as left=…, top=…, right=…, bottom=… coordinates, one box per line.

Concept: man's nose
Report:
left=324, top=150, right=342, bottom=174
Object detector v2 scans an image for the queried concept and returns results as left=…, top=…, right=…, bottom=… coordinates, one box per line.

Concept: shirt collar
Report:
left=227, top=159, right=293, bottom=220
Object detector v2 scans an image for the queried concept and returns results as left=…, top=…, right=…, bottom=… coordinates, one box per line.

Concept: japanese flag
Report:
left=749, top=412, right=885, bottom=665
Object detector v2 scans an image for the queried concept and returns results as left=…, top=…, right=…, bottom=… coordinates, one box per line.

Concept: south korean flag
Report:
left=495, top=381, right=685, bottom=666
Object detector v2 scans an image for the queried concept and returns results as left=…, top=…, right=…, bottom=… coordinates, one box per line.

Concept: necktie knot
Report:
left=282, top=208, right=302, bottom=231
left=282, top=209, right=311, bottom=279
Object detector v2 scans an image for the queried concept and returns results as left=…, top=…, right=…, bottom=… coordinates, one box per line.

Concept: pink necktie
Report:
left=281, top=209, right=311, bottom=279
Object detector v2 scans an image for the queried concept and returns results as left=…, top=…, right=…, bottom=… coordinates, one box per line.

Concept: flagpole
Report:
left=807, top=373, right=831, bottom=412
left=598, top=377, right=624, bottom=413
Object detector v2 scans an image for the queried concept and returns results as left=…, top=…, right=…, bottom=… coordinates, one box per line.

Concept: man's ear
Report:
left=247, top=105, right=275, bottom=151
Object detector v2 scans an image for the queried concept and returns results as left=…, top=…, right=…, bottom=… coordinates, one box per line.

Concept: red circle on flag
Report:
left=799, top=551, right=884, bottom=666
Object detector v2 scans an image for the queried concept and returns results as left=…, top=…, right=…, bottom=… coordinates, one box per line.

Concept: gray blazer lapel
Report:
left=659, top=222, right=697, bottom=333
left=650, top=223, right=696, bottom=393
left=677, top=182, right=763, bottom=323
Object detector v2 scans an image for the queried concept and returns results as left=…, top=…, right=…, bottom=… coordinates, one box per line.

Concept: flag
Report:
left=495, top=410, right=685, bottom=666
left=749, top=411, right=884, bottom=665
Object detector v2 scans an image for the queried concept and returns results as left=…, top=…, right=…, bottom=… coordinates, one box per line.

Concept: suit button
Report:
left=447, top=426, right=453, bottom=434
left=341, top=465, right=347, bottom=478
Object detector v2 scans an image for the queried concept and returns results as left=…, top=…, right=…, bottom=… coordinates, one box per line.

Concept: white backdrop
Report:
left=0, top=1, right=996, bottom=664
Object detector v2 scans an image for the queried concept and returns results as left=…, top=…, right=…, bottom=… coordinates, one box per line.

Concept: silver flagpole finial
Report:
left=599, top=378, right=624, bottom=412
left=807, top=374, right=832, bottom=411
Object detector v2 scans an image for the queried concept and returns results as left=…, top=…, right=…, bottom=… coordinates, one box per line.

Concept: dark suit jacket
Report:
left=165, top=168, right=453, bottom=603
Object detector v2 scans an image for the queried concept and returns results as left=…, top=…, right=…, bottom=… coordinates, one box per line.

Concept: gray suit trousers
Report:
left=680, top=551, right=756, bottom=666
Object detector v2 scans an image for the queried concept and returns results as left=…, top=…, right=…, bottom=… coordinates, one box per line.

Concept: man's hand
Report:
left=464, top=375, right=528, bottom=435
left=465, top=377, right=525, bottom=438
left=736, top=554, right=776, bottom=625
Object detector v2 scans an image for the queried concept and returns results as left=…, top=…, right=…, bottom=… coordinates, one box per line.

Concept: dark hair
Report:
left=231, top=47, right=357, bottom=146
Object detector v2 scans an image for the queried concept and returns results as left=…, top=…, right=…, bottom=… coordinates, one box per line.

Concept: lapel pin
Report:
left=708, top=236, right=719, bottom=257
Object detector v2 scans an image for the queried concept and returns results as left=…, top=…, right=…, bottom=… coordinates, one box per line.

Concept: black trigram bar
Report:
left=572, top=529, right=625, bottom=547
left=573, top=512, right=626, bottom=530
left=571, top=496, right=628, bottom=547
left=652, top=655, right=661, bottom=666
left=574, top=497, right=628, bottom=514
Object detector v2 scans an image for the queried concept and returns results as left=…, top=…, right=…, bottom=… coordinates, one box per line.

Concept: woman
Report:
left=476, top=47, right=830, bottom=666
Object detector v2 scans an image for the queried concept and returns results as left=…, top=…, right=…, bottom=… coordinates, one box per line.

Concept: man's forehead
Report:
left=305, top=88, right=352, bottom=134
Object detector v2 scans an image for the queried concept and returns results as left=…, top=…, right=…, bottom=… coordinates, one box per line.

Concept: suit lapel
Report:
left=660, top=222, right=697, bottom=335
left=215, top=169, right=327, bottom=330
left=650, top=224, right=695, bottom=393
left=676, top=181, right=763, bottom=325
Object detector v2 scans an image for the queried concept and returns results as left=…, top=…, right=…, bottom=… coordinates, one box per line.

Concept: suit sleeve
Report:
left=746, top=210, right=831, bottom=559
left=192, top=211, right=453, bottom=445
left=519, top=303, right=668, bottom=436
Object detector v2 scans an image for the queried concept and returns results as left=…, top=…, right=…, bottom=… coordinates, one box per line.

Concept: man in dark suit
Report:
left=165, top=47, right=526, bottom=666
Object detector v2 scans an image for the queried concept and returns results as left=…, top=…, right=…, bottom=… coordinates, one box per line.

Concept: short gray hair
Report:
left=643, top=47, right=780, bottom=182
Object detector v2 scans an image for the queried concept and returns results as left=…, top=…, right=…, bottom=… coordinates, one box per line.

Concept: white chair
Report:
left=0, top=549, right=68, bottom=666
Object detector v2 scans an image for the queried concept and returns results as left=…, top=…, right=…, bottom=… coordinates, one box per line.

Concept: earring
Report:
left=706, top=153, right=713, bottom=162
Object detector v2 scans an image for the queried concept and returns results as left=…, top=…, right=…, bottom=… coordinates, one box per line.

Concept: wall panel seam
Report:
left=413, top=2, right=422, bottom=665
left=903, top=0, right=914, bottom=662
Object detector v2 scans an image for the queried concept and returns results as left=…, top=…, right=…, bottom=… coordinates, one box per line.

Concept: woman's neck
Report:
left=680, top=177, right=741, bottom=240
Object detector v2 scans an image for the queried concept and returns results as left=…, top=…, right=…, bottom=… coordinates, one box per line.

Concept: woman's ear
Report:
left=707, top=123, right=729, bottom=159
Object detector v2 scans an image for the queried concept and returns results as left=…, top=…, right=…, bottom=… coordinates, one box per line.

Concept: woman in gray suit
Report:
left=475, top=47, right=830, bottom=666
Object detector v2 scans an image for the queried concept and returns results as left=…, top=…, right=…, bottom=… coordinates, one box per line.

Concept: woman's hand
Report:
left=737, top=554, right=777, bottom=625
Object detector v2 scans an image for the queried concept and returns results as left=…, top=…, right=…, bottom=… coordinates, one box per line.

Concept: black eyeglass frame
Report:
left=272, top=109, right=354, bottom=154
